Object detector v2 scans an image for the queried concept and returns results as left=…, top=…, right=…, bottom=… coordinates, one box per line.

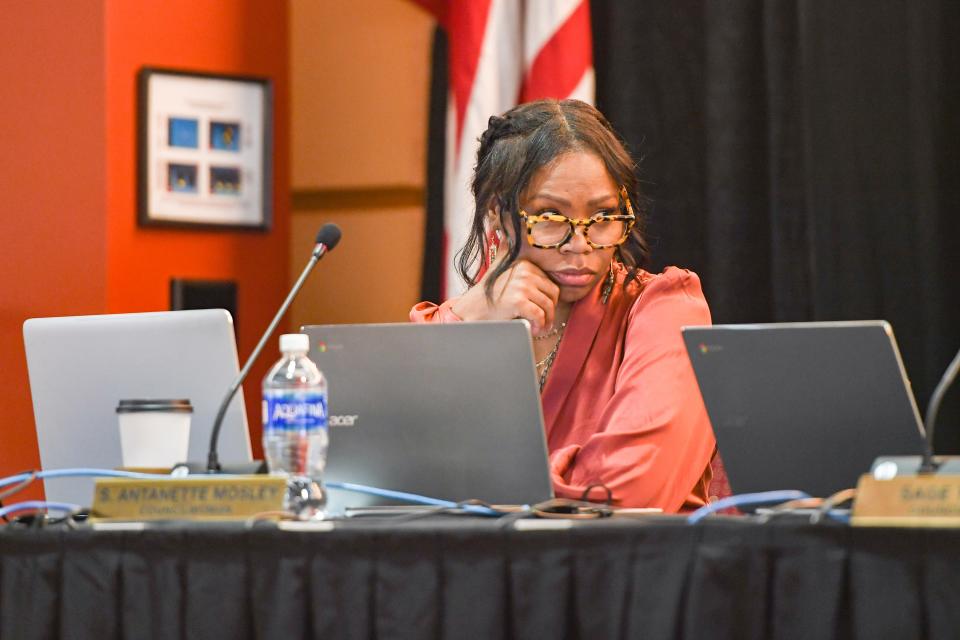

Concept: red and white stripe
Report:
left=417, top=0, right=594, bottom=297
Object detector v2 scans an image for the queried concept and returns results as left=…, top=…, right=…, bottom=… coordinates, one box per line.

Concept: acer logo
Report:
left=329, top=414, right=359, bottom=427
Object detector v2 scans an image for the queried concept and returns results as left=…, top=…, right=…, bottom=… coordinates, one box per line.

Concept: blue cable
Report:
left=822, top=510, right=850, bottom=524
left=686, top=490, right=812, bottom=524
left=327, top=481, right=506, bottom=516
left=0, top=501, right=82, bottom=520
left=0, top=468, right=170, bottom=491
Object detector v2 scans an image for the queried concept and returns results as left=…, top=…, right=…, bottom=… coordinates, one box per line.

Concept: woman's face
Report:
left=510, top=151, right=620, bottom=304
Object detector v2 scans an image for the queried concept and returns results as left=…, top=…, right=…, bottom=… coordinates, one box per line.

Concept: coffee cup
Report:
left=116, top=399, right=193, bottom=469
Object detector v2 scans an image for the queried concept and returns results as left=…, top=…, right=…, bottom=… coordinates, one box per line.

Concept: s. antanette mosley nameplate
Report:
left=91, top=476, right=286, bottom=521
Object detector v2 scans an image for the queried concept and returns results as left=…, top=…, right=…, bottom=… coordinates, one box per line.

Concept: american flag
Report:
left=414, top=0, right=595, bottom=297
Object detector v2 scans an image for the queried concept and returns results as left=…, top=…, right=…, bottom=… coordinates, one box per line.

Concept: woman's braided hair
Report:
left=456, top=99, right=649, bottom=297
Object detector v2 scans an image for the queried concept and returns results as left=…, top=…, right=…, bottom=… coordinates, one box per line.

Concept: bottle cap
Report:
left=279, top=333, right=309, bottom=354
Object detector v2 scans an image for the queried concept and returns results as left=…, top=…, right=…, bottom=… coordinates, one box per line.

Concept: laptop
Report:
left=682, top=321, right=926, bottom=499
left=300, top=321, right=554, bottom=514
left=23, top=309, right=252, bottom=506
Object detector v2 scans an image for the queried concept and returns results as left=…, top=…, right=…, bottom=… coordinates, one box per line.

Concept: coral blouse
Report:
left=409, top=265, right=716, bottom=513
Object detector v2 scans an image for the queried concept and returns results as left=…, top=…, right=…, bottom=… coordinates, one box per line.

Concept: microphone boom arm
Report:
left=919, top=346, right=960, bottom=474
left=206, top=242, right=330, bottom=473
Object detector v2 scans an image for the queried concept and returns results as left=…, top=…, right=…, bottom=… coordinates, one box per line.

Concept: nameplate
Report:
left=852, top=474, right=960, bottom=527
left=91, top=476, right=286, bottom=521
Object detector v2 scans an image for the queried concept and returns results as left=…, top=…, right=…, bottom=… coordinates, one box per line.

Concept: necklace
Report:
left=534, top=321, right=566, bottom=341
left=536, top=324, right=566, bottom=391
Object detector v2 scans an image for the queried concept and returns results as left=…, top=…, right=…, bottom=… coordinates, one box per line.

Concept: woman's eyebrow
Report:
left=530, top=192, right=618, bottom=207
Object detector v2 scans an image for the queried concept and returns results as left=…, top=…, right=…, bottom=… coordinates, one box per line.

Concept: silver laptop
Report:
left=682, top=321, right=927, bottom=498
left=301, top=321, right=554, bottom=514
left=23, top=309, right=252, bottom=506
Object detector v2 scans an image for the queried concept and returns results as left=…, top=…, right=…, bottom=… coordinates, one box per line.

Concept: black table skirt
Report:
left=1, top=517, right=959, bottom=640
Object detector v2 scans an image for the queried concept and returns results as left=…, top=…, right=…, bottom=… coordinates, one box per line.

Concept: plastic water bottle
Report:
left=262, top=333, right=328, bottom=517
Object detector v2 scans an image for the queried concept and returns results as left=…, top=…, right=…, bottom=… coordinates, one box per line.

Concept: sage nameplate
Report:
left=91, top=476, right=286, bottom=521
left=852, top=474, right=960, bottom=527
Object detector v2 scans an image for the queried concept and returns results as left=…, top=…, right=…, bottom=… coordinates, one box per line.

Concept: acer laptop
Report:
left=682, top=321, right=926, bottom=498
left=301, top=321, right=554, bottom=515
left=23, top=309, right=252, bottom=506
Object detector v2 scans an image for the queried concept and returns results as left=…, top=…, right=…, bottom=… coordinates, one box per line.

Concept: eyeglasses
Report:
left=518, top=186, right=636, bottom=249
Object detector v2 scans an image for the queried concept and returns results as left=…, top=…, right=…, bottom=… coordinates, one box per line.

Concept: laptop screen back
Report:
left=683, top=321, right=926, bottom=498
left=23, top=309, right=252, bottom=506
left=301, top=321, right=553, bottom=513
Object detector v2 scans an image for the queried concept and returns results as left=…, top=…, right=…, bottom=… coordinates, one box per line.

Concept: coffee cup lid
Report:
left=116, top=399, right=193, bottom=413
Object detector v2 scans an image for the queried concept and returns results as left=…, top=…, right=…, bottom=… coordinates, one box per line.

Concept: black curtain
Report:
left=591, top=0, right=960, bottom=451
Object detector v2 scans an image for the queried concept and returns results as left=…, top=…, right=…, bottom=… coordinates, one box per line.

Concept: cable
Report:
left=686, top=490, right=812, bottom=525
left=0, top=468, right=191, bottom=514
left=327, top=481, right=507, bottom=516
left=810, top=488, right=857, bottom=525
left=0, top=470, right=38, bottom=502
left=530, top=498, right=613, bottom=519
left=0, top=469, right=169, bottom=524
left=0, top=468, right=177, bottom=493
left=0, top=501, right=82, bottom=520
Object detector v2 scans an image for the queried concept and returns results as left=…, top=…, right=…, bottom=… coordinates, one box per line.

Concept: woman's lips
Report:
left=549, top=268, right=596, bottom=287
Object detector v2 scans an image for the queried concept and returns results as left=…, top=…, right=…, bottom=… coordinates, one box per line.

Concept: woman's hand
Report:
left=451, top=259, right=561, bottom=336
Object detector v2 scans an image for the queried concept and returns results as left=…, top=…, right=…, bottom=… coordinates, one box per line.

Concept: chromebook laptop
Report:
left=301, top=321, right=554, bottom=515
left=23, top=309, right=252, bottom=506
left=682, top=321, right=926, bottom=498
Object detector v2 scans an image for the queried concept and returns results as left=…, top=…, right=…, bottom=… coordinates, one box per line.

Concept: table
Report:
left=2, top=516, right=958, bottom=639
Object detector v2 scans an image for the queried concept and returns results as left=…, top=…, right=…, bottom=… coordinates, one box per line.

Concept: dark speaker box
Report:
left=170, top=279, right=238, bottom=334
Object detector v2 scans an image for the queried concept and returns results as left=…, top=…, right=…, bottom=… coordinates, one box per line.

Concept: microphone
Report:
left=205, top=223, right=342, bottom=473
left=918, top=346, right=960, bottom=474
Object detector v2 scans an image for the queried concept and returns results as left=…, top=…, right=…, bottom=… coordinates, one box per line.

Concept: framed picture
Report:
left=137, top=68, right=272, bottom=230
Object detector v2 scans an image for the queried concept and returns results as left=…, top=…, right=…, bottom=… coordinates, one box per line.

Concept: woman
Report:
left=411, top=99, right=716, bottom=513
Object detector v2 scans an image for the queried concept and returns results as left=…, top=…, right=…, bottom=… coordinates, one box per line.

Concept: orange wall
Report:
left=291, top=0, right=431, bottom=190
left=289, top=1, right=433, bottom=329
left=104, top=1, right=290, bottom=460
left=0, top=0, right=289, bottom=490
left=0, top=3, right=108, bottom=496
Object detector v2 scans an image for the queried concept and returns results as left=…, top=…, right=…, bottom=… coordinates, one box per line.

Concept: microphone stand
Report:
left=918, top=346, right=960, bottom=474
left=206, top=238, right=335, bottom=473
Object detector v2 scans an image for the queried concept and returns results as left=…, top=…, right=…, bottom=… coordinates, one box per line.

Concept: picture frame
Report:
left=137, top=67, right=273, bottom=230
